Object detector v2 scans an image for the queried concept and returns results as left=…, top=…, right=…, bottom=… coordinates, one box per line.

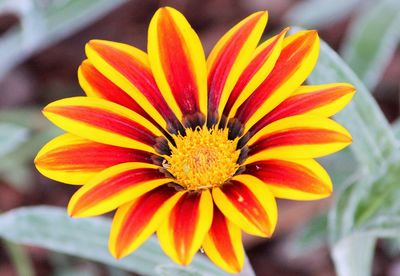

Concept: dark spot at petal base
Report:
left=154, top=136, right=172, bottom=155
left=237, top=146, right=249, bottom=165
left=182, top=112, right=206, bottom=130
left=227, top=118, right=244, bottom=140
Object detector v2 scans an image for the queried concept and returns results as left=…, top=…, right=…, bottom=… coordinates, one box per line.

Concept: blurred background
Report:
left=0, top=0, right=399, bottom=275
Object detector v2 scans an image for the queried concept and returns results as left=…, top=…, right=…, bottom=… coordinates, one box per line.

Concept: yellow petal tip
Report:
left=112, top=250, right=124, bottom=260
left=67, top=201, right=80, bottom=218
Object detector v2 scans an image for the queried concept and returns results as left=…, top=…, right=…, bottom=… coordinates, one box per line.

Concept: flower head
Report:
left=35, top=7, right=355, bottom=273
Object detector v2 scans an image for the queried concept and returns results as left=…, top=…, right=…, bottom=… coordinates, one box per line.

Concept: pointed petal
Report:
left=202, top=205, right=244, bottom=273
left=223, top=28, right=288, bottom=121
left=245, top=159, right=332, bottom=200
left=207, top=11, right=268, bottom=125
left=246, top=115, right=352, bottom=163
left=109, top=185, right=184, bottom=259
left=157, top=190, right=213, bottom=265
left=234, top=30, right=320, bottom=132
left=85, top=40, right=182, bottom=134
left=79, top=60, right=175, bottom=137
left=43, top=97, right=163, bottom=153
left=148, top=7, right=207, bottom=125
left=68, top=162, right=170, bottom=217
left=249, top=83, right=356, bottom=134
left=79, top=60, right=147, bottom=116
left=213, top=174, right=277, bottom=237
left=34, top=133, right=153, bottom=185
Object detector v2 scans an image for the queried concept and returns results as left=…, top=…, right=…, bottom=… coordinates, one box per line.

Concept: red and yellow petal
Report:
left=246, top=115, right=352, bottom=163
left=207, top=11, right=268, bottom=124
left=246, top=159, right=332, bottom=200
left=249, top=83, right=356, bottom=135
left=223, top=28, right=288, bottom=121
left=202, top=205, right=244, bottom=273
left=109, top=185, right=184, bottom=259
left=34, top=133, right=153, bottom=185
left=213, top=174, right=277, bottom=237
left=42, top=97, right=163, bottom=153
left=68, top=162, right=170, bottom=217
left=78, top=60, right=145, bottom=114
left=234, top=30, right=320, bottom=132
left=78, top=60, right=159, bottom=123
left=157, top=190, right=213, bottom=266
left=85, top=40, right=182, bottom=133
left=148, top=7, right=207, bottom=124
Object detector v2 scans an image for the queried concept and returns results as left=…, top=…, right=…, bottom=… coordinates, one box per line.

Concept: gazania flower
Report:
left=35, top=7, right=355, bottom=273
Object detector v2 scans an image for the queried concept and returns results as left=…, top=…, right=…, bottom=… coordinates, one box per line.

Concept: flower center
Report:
left=164, top=126, right=240, bottom=190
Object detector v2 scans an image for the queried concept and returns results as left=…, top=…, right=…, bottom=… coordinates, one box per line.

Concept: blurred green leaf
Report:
left=287, top=214, right=328, bottom=257
left=331, top=235, right=375, bottom=276
left=320, top=148, right=357, bottom=187
left=307, top=33, right=400, bottom=276
left=0, top=107, right=46, bottom=129
left=0, top=126, right=60, bottom=190
left=351, top=169, right=400, bottom=242
left=0, top=206, right=230, bottom=276
left=308, top=36, right=398, bottom=173
left=3, top=240, right=34, bottom=276
left=328, top=158, right=400, bottom=242
left=0, top=123, right=29, bottom=157
left=156, top=265, right=203, bottom=276
left=49, top=252, right=100, bottom=276
left=392, top=119, right=400, bottom=139
left=341, top=0, right=400, bottom=90
left=0, top=0, right=126, bottom=80
left=284, top=0, right=363, bottom=28
left=0, top=108, right=61, bottom=190
left=308, top=36, right=400, bottom=238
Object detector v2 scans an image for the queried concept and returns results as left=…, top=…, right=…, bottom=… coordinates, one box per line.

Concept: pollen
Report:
left=164, top=126, right=241, bottom=190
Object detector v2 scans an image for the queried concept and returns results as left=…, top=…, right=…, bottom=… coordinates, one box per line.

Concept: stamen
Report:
left=165, top=126, right=240, bottom=190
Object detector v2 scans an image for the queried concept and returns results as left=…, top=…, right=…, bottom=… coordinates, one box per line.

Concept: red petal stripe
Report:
left=222, top=31, right=285, bottom=118
left=80, top=61, right=148, bottom=116
left=45, top=105, right=156, bottom=146
left=114, top=185, right=178, bottom=255
left=234, top=32, right=317, bottom=124
left=170, top=192, right=201, bottom=262
left=246, top=160, right=330, bottom=194
left=156, top=9, right=200, bottom=115
left=208, top=13, right=265, bottom=118
left=248, top=85, right=355, bottom=135
left=208, top=207, right=241, bottom=270
left=88, top=42, right=182, bottom=133
left=36, top=143, right=151, bottom=172
left=79, top=61, right=173, bottom=137
left=71, top=168, right=165, bottom=216
left=250, top=128, right=352, bottom=155
left=221, top=181, right=270, bottom=232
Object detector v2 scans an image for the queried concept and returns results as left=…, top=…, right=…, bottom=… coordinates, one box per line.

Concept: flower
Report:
left=34, top=6, right=355, bottom=273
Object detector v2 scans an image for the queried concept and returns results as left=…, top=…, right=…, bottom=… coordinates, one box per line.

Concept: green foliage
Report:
left=286, top=0, right=400, bottom=91
left=308, top=37, right=400, bottom=276
left=0, top=0, right=126, bottom=80
left=320, top=148, right=357, bottom=188
left=287, top=214, right=328, bottom=257
left=331, top=235, right=375, bottom=276
left=284, top=0, right=363, bottom=28
left=287, top=1, right=400, bottom=271
left=0, top=206, right=230, bottom=276
left=3, top=241, right=34, bottom=276
left=0, top=123, right=29, bottom=157
left=0, top=108, right=61, bottom=190
left=309, top=37, right=397, bottom=173
left=341, top=0, right=400, bottom=90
